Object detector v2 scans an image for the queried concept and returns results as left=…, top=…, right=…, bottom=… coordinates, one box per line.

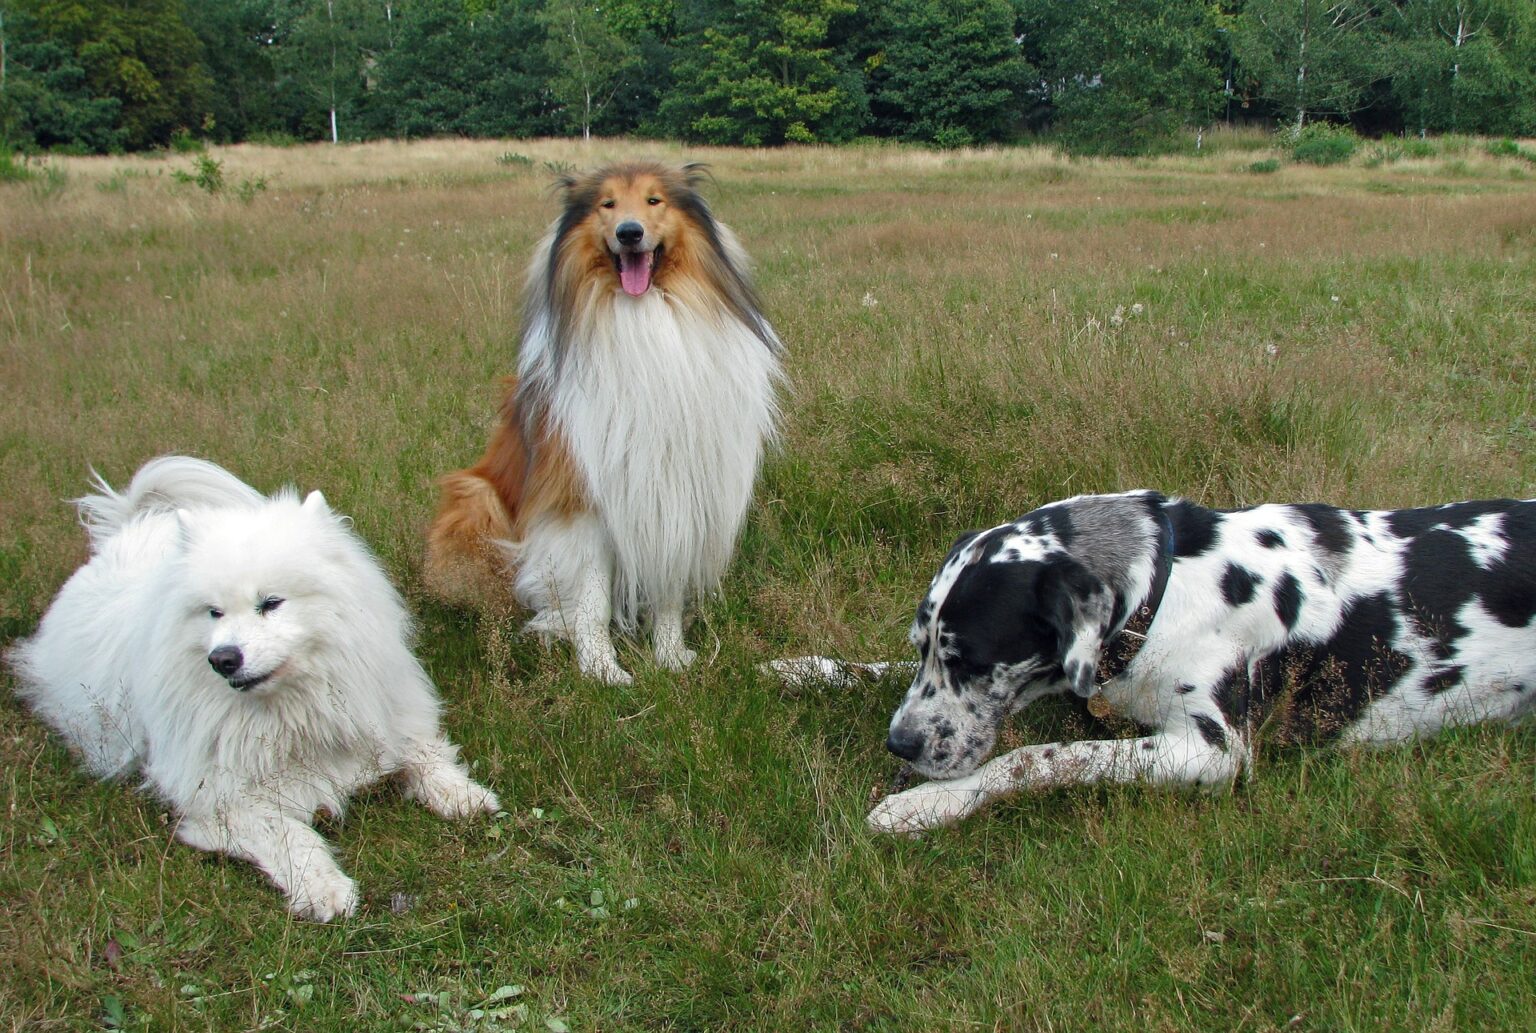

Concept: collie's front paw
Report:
left=290, top=870, right=359, bottom=923
left=654, top=642, right=698, bottom=671
left=580, top=654, right=633, bottom=685
left=867, top=780, right=980, bottom=834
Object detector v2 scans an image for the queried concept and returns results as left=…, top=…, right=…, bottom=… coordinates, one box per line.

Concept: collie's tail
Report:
left=75, top=455, right=265, bottom=549
left=424, top=469, right=518, bottom=609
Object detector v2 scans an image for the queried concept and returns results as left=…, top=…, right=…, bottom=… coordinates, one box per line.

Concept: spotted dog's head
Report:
left=885, top=492, right=1170, bottom=779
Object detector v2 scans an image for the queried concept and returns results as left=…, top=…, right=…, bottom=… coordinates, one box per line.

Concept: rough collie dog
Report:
left=426, top=162, right=782, bottom=684
left=8, top=457, right=500, bottom=921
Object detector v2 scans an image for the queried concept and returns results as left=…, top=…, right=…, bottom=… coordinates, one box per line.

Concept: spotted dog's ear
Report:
left=1040, top=554, right=1115, bottom=698
left=945, top=529, right=982, bottom=561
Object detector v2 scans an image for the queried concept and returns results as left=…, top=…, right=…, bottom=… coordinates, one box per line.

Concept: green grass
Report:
left=3, top=137, right=1536, bottom=1031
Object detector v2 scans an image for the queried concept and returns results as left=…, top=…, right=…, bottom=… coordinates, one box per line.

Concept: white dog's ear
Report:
left=174, top=508, right=196, bottom=541
left=301, top=490, right=329, bottom=514
left=1042, top=557, right=1114, bottom=698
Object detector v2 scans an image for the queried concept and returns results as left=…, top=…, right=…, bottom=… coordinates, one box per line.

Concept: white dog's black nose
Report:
left=208, top=646, right=243, bottom=677
left=886, top=726, right=926, bottom=762
left=615, top=221, right=644, bottom=247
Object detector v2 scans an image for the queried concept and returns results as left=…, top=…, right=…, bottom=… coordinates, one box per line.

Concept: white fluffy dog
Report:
left=7, top=456, right=500, bottom=921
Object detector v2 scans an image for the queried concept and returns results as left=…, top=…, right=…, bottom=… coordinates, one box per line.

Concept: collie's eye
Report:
left=601, top=199, right=616, bottom=209
left=208, top=607, right=224, bottom=620
left=258, top=596, right=285, bottom=615
left=647, top=197, right=662, bottom=206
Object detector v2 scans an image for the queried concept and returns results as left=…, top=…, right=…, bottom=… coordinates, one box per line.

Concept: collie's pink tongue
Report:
left=619, top=251, right=654, bottom=296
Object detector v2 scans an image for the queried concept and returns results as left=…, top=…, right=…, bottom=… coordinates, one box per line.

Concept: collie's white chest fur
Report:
left=541, top=290, right=780, bottom=619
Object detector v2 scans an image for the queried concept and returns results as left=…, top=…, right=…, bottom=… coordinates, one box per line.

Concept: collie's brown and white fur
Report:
left=426, top=162, right=782, bottom=683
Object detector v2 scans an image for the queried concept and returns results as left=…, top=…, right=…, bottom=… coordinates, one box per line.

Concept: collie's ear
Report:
left=680, top=162, right=713, bottom=190
left=1041, top=555, right=1114, bottom=698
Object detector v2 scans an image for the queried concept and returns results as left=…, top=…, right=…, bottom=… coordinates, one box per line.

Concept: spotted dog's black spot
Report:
left=920, top=684, right=936, bottom=699
left=971, top=526, right=1024, bottom=565
left=1422, top=665, right=1465, bottom=696
left=1036, top=505, right=1076, bottom=548
left=1212, top=667, right=1251, bottom=726
left=1399, top=527, right=1477, bottom=656
left=1257, top=529, right=1286, bottom=549
left=1256, top=592, right=1413, bottom=742
left=1042, top=747, right=1057, bottom=759
left=1479, top=505, right=1536, bottom=628
left=1385, top=499, right=1520, bottom=537
left=1141, top=740, right=1155, bottom=751
left=1221, top=564, right=1262, bottom=606
left=1167, top=500, right=1221, bottom=558
left=1293, top=503, right=1353, bottom=557
left=1273, top=572, right=1303, bottom=631
left=1193, top=714, right=1227, bottom=751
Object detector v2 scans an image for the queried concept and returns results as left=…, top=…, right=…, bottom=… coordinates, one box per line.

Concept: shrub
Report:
left=172, top=153, right=224, bottom=193
left=1248, top=158, right=1281, bottom=174
left=1287, top=122, right=1357, bottom=166
left=169, top=128, right=204, bottom=154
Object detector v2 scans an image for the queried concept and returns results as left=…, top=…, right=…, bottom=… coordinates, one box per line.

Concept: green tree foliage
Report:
left=1021, top=0, right=1221, bottom=155
left=862, top=0, right=1034, bottom=146
left=271, top=0, right=388, bottom=142
left=660, top=0, right=867, bottom=145
left=182, top=0, right=293, bottom=143
left=10, top=0, right=210, bottom=149
left=1387, top=0, right=1536, bottom=136
left=5, top=0, right=1535, bottom=153
left=366, top=0, right=561, bottom=139
left=1233, top=0, right=1393, bottom=134
left=1, top=8, right=124, bottom=151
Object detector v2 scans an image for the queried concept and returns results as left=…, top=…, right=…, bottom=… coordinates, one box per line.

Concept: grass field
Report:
left=3, top=131, right=1536, bottom=1031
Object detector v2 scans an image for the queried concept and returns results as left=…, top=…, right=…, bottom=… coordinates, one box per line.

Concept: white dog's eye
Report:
left=208, top=607, right=224, bottom=620
left=258, top=596, right=285, bottom=615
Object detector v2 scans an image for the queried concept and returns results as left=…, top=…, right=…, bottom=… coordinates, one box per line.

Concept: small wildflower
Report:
left=1131, top=303, right=1144, bottom=316
left=1265, top=343, right=1279, bottom=358
left=1330, top=295, right=1341, bottom=303
left=861, top=291, right=878, bottom=308
left=1109, top=305, right=1125, bottom=327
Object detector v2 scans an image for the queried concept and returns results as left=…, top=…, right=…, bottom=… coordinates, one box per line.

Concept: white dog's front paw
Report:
left=290, top=871, right=359, bottom=923
left=867, top=780, right=982, bottom=834
left=417, top=771, right=501, bottom=819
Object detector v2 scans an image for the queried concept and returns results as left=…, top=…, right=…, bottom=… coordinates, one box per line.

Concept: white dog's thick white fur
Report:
left=8, top=456, right=499, bottom=921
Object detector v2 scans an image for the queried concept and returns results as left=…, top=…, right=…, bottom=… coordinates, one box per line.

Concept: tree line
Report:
left=2, top=0, right=1533, bottom=156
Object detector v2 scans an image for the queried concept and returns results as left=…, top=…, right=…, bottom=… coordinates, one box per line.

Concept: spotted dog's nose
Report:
left=615, top=221, right=645, bottom=247
left=208, top=646, right=243, bottom=677
left=886, top=726, right=926, bottom=762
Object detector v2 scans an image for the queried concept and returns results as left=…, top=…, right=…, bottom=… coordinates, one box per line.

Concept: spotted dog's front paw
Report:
left=867, top=778, right=983, bottom=834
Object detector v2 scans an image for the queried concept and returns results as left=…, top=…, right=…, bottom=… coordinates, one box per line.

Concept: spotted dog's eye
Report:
left=208, top=607, right=224, bottom=620
left=258, top=596, right=285, bottom=615
left=601, top=199, right=616, bottom=209
left=647, top=196, right=662, bottom=206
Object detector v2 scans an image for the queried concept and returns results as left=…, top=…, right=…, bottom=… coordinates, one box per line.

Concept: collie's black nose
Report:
left=615, top=221, right=644, bottom=247
left=208, top=646, right=243, bottom=677
left=886, top=726, right=926, bottom=762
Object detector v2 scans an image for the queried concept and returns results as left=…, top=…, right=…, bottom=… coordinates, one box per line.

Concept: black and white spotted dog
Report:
left=833, top=490, right=1536, bottom=832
